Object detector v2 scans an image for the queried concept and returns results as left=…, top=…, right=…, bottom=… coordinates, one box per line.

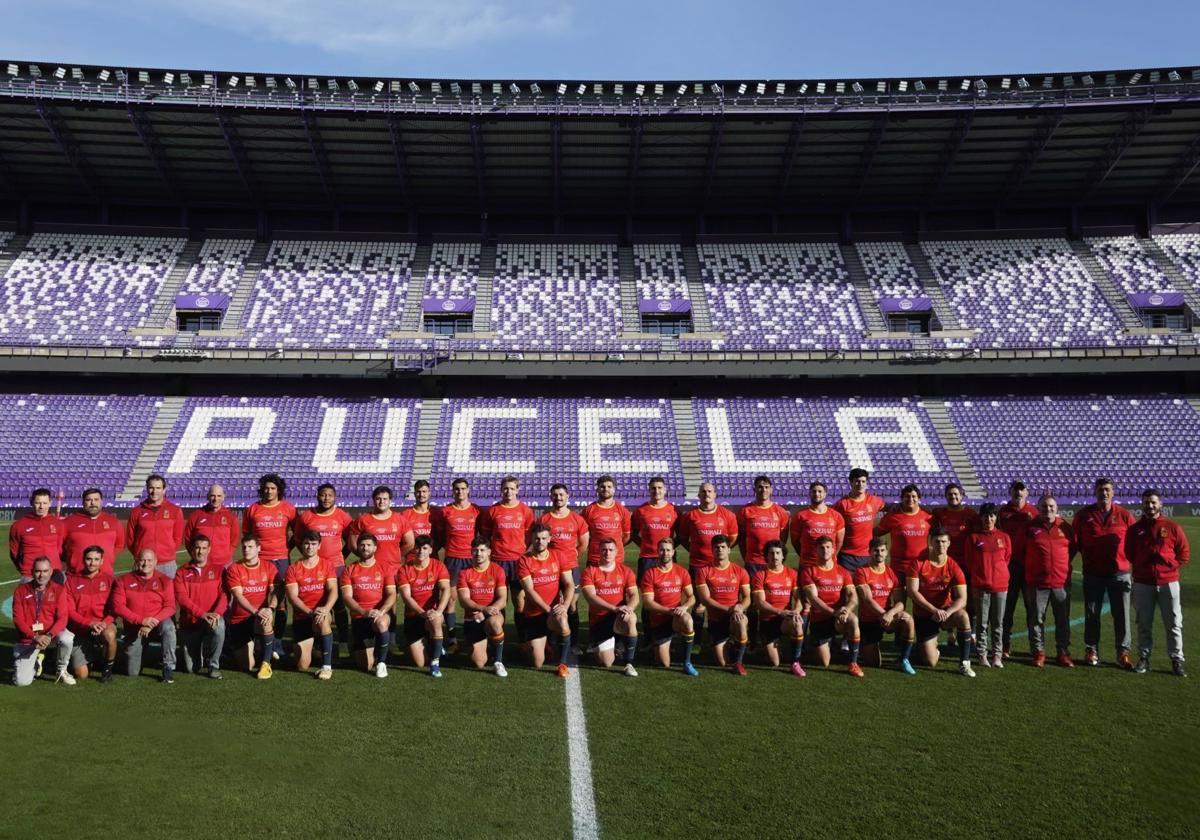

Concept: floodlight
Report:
left=391, top=80, right=402, bottom=92
left=835, top=82, right=845, bottom=93
left=1042, top=76, right=1053, bottom=88
left=529, top=82, right=540, bottom=94
left=756, top=82, right=765, bottom=94
left=960, top=78, right=971, bottom=90
left=1081, top=74, right=1094, bottom=86
left=492, top=82, right=502, bottom=94
left=693, top=83, right=703, bottom=94
left=54, top=67, right=66, bottom=79
left=710, top=83, right=722, bottom=95
left=1017, top=77, right=1029, bottom=89
left=180, top=73, right=191, bottom=85
left=408, top=81, right=420, bottom=92
left=737, top=83, right=747, bottom=95
left=245, top=75, right=256, bottom=88
left=227, top=75, right=239, bottom=87
left=139, top=70, right=149, bottom=83
left=1168, top=70, right=1181, bottom=82
left=1193, top=70, right=1200, bottom=81
left=776, top=82, right=785, bottom=94
left=71, top=68, right=83, bottom=80
left=797, top=83, right=808, bottom=94
left=509, top=83, right=520, bottom=94
left=851, top=81, right=863, bottom=93
left=347, top=79, right=358, bottom=91
left=29, top=65, right=42, bottom=78
left=653, top=83, right=663, bottom=95
left=307, top=78, right=318, bottom=89
left=1105, top=73, right=1117, bottom=85
left=1062, top=76, right=1075, bottom=87
left=577, top=83, right=587, bottom=95
left=7, top=63, right=19, bottom=77
left=613, top=83, right=623, bottom=95
left=202, top=73, right=214, bottom=86
left=431, top=82, right=442, bottom=93
left=556, top=82, right=567, bottom=94
left=974, top=79, right=987, bottom=92
left=937, top=79, right=948, bottom=91
left=635, top=83, right=645, bottom=96
left=1000, top=77, right=1010, bottom=89
left=285, top=77, right=297, bottom=89
left=266, top=76, right=277, bottom=89
left=374, top=80, right=385, bottom=93
left=898, top=80, right=908, bottom=92
left=471, top=82, right=482, bottom=94
left=594, top=83, right=604, bottom=94
left=913, top=80, right=925, bottom=92
left=451, top=82, right=462, bottom=94
left=815, top=82, right=825, bottom=93
left=677, top=83, right=687, bottom=95
left=1149, top=71, right=1161, bottom=82
left=163, top=72, right=175, bottom=84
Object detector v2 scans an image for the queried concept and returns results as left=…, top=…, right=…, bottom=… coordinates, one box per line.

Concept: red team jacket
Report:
left=112, top=570, right=177, bottom=624
left=174, top=562, right=229, bottom=625
left=1023, top=518, right=1076, bottom=590
left=9, top=512, right=65, bottom=576
left=12, top=580, right=70, bottom=644
left=125, top=499, right=185, bottom=567
left=66, top=572, right=116, bottom=632
left=1124, top=516, right=1191, bottom=585
left=61, top=511, right=125, bottom=575
left=1072, top=503, right=1137, bottom=577
left=963, top=529, right=1012, bottom=594
left=183, top=506, right=242, bottom=568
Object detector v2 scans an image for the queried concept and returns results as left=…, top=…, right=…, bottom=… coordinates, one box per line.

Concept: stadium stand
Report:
left=634, top=244, right=691, bottom=301
left=424, top=242, right=481, bottom=301
left=1087, top=236, right=1179, bottom=297
left=856, top=241, right=927, bottom=298
left=179, top=238, right=255, bottom=298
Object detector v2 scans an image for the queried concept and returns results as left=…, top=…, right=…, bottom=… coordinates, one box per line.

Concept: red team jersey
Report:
left=833, top=494, right=887, bottom=556
left=440, top=503, right=482, bottom=560
left=224, top=561, right=279, bottom=623
left=632, top=502, right=678, bottom=560
left=183, top=506, right=241, bottom=569
left=483, top=502, right=536, bottom=562
left=540, top=509, right=589, bottom=571
left=285, top=559, right=335, bottom=612
left=789, top=507, right=847, bottom=565
left=457, top=562, right=507, bottom=607
left=680, top=506, right=739, bottom=568
left=400, top=506, right=438, bottom=562
left=932, top=506, right=981, bottom=564
left=297, top=507, right=353, bottom=568
left=580, top=564, right=637, bottom=619
left=964, top=529, right=1012, bottom=594
left=853, top=564, right=899, bottom=621
left=801, top=563, right=853, bottom=616
left=243, top=501, right=297, bottom=561
left=350, top=511, right=406, bottom=571
left=877, top=508, right=935, bottom=575
left=62, top=512, right=125, bottom=575
left=517, top=553, right=564, bottom=616
left=752, top=566, right=798, bottom=614
left=339, top=561, right=391, bottom=613
left=640, top=563, right=691, bottom=621
left=737, top=503, right=790, bottom=566
left=912, top=557, right=966, bottom=616
left=398, top=560, right=451, bottom=616
left=582, top=501, right=632, bottom=565
left=696, top=563, right=750, bottom=616
left=997, top=501, right=1039, bottom=571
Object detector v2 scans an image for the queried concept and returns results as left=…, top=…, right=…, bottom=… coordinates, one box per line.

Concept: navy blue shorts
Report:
left=292, top=616, right=316, bottom=642
left=464, top=617, right=489, bottom=646
left=351, top=617, right=382, bottom=650
left=496, top=559, right=519, bottom=584
left=636, top=557, right=656, bottom=581
left=403, top=615, right=430, bottom=645
left=837, top=553, right=870, bottom=574
left=709, top=613, right=732, bottom=645
left=861, top=622, right=888, bottom=646
left=519, top=613, right=551, bottom=641
left=590, top=613, right=619, bottom=646
left=650, top=619, right=675, bottom=644
left=916, top=616, right=943, bottom=643
left=445, top=557, right=471, bottom=588
left=760, top=616, right=783, bottom=643
left=808, top=619, right=836, bottom=645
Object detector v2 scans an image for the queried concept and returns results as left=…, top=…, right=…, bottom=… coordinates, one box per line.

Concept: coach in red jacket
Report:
left=125, top=474, right=184, bottom=578
left=62, top=488, right=126, bottom=575
left=11, top=556, right=74, bottom=686
left=1072, top=478, right=1137, bottom=668
left=174, top=534, right=228, bottom=679
left=66, top=546, right=118, bottom=682
left=1023, top=495, right=1076, bottom=668
left=1125, top=489, right=1190, bottom=677
left=183, top=484, right=241, bottom=570
left=113, top=549, right=178, bottom=682
left=9, top=488, right=65, bottom=581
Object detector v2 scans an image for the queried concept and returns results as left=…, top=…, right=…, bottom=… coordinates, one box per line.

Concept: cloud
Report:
left=141, top=0, right=573, bottom=53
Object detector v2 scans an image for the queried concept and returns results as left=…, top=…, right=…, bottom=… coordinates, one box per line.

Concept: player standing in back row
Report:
left=679, top=481, right=738, bottom=646
left=832, top=469, right=886, bottom=574
left=481, top=475, right=535, bottom=625
left=439, top=477, right=482, bottom=651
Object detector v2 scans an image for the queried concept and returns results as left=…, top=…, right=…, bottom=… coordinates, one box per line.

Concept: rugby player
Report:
left=348, top=485, right=406, bottom=574
left=62, top=488, right=124, bottom=575
left=1125, top=489, right=1189, bottom=676
left=541, top=483, right=589, bottom=646
left=801, top=536, right=863, bottom=676
left=737, top=474, right=790, bottom=575
left=640, top=538, right=699, bottom=676
left=224, top=535, right=280, bottom=679
left=456, top=538, right=509, bottom=677
left=790, top=480, right=846, bottom=567
left=876, top=484, right=934, bottom=593
left=297, top=483, right=353, bottom=652
left=932, top=483, right=979, bottom=577
left=182, top=484, right=240, bottom=570
left=398, top=479, right=439, bottom=563
left=11, top=556, right=73, bottom=687
left=832, top=468, right=886, bottom=573
left=113, top=549, right=178, bottom=683
left=285, top=532, right=338, bottom=679
left=397, top=535, right=452, bottom=678
left=439, top=477, right=483, bottom=651
left=174, top=535, right=227, bottom=679
left=1072, top=478, right=1136, bottom=668
left=339, top=533, right=397, bottom=677
left=125, top=475, right=184, bottom=578
left=1024, top=495, right=1076, bottom=668
left=695, top=535, right=752, bottom=674
left=854, top=537, right=917, bottom=674
left=582, top=474, right=631, bottom=566
left=750, top=540, right=805, bottom=676
left=480, top=475, right=535, bottom=622
left=244, top=473, right=297, bottom=646
left=65, top=546, right=117, bottom=682
left=10, top=488, right=65, bottom=582
left=678, top=481, right=738, bottom=645
left=963, top=503, right=1011, bottom=668
left=907, top=527, right=975, bottom=677
left=517, top=523, right=575, bottom=676
left=580, top=537, right=639, bottom=675
left=631, top=476, right=678, bottom=579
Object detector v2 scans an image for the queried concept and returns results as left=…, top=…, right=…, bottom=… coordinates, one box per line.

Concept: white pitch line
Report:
left=564, top=670, right=601, bottom=840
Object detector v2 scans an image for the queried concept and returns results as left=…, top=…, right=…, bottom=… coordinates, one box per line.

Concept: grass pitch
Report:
left=1, top=519, right=1196, bottom=840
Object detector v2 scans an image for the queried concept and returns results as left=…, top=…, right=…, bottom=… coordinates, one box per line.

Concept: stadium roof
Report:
left=2, top=61, right=1200, bottom=222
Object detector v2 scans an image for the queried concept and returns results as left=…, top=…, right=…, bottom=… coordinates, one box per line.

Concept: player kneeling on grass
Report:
left=225, top=536, right=281, bottom=679
left=285, top=532, right=339, bottom=680
left=66, top=546, right=118, bottom=683
left=114, top=549, right=178, bottom=684
left=907, top=527, right=975, bottom=677
left=518, top=524, right=576, bottom=677
left=397, top=535, right=452, bottom=678
left=801, top=536, right=863, bottom=677
left=457, top=538, right=509, bottom=677
left=695, top=535, right=752, bottom=675
left=174, top=535, right=227, bottom=680
left=640, top=538, right=699, bottom=676
left=580, top=537, right=640, bottom=676
left=854, top=538, right=917, bottom=674
left=339, top=533, right=397, bottom=678
left=11, top=556, right=73, bottom=686
left=751, top=540, right=806, bottom=677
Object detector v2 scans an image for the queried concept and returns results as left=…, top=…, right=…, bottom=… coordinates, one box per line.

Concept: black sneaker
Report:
left=1171, top=659, right=1187, bottom=678
left=160, top=666, right=175, bottom=684
left=99, top=665, right=114, bottom=684
left=207, top=667, right=223, bottom=680
left=1133, top=656, right=1150, bottom=674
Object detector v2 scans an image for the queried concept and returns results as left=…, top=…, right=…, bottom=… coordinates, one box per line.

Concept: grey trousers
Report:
left=179, top=619, right=226, bottom=673
left=1082, top=572, right=1131, bottom=652
left=1025, top=586, right=1071, bottom=653
left=1001, top=568, right=1025, bottom=648
left=1134, top=581, right=1184, bottom=662
left=123, top=619, right=177, bottom=675
left=11, top=631, right=74, bottom=686
left=972, top=590, right=1007, bottom=655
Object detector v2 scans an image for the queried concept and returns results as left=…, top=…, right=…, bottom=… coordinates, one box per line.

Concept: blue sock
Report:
left=489, top=634, right=504, bottom=663
left=375, top=631, right=391, bottom=666
left=792, top=637, right=805, bottom=661
left=958, top=630, right=973, bottom=663
left=559, top=632, right=571, bottom=664
left=319, top=633, right=333, bottom=666
left=900, top=639, right=914, bottom=660
left=431, top=638, right=444, bottom=662
left=619, top=635, right=638, bottom=664
left=259, top=634, right=275, bottom=664
left=682, top=633, right=695, bottom=665
left=733, top=640, right=747, bottom=665
left=445, top=612, right=456, bottom=636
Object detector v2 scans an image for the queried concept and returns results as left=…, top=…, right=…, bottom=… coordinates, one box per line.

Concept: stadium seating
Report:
left=424, top=242, right=481, bottom=300
left=856, top=242, right=926, bottom=297
left=1153, top=232, right=1200, bottom=285
left=180, top=238, right=254, bottom=298
left=923, top=238, right=1124, bottom=348
left=634, top=244, right=690, bottom=300
left=489, top=244, right=624, bottom=349
left=0, top=233, right=184, bottom=346
left=947, top=395, right=1200, bottom=500
left=698, top=243, right=868, bottom=350
left=0, top=394, right=159, bottom=505
left=220, top=240, right=414, bottom=349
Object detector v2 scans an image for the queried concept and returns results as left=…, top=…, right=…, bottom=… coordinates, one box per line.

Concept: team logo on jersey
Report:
left=49, top=524, right=57, bottom=534
left=102, top=521, right=109, bottom=530
left=162, top=510, right=171, bottom=519
left=99, top=581, right=108, bottom=591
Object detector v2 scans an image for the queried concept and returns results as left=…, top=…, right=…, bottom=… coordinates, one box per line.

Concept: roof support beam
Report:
left=551, top=118, right=562, bottom=231
left=300, top=110, right=337, bottom=208
left=36, top=101, right=101, bottom=202
left=1155, top=128, right=1200, bottom=206
left=214, top=109, right=260, bottom=206
left=923, top=110, right=974, bottom=206
left=774, top=114, right=806, bottom=208
left=127, top=106, right=182, bottom=205
left=1077, top=108, right=1153, bottom=205
left=385, top=116, right=413, bottom=212
left=851, top=112, right=890, bottom=206
left=1002, top=110, right=1064, bottom=204
left=701, top=115, right=725, bottom=209
left=625, top=118, right=643, bottom=216
left=468, top=117, right=487, bottom=218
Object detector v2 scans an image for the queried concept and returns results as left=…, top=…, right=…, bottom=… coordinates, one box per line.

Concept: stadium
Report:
left=1, top=44, right=1197, bottom=840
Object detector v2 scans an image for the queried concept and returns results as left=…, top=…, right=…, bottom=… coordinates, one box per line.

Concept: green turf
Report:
left=1, top=518, right=1196, bottom=839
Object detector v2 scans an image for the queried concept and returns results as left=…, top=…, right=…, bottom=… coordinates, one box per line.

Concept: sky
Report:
left=1, top=0, right=1197, bottom=82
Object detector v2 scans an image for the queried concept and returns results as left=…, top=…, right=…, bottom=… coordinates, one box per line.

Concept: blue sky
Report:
left=2, top=1, right=1197, bottom=81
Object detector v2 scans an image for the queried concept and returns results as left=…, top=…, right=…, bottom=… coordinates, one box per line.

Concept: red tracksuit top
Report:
left=12, top=580, right=70, bottom=644
left=174, top=563, right=229, bottom=625
left=1072, top=503, right=1136, bottom=577
left=183, top=506, right=242, bottom=568
left=112, top=571, right=176, bottom=624
left=9, top=512, right=65, bottom=576
left=62, top=512, right=126, bottom=575
left=125, top=499, right=185, bottom=566
left=1024, top=517, right=1076, bottom=590
left=1125, top=516, right=1191, bottom=586
left=66, top=572, right=116, bottom=632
